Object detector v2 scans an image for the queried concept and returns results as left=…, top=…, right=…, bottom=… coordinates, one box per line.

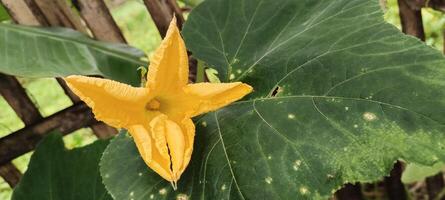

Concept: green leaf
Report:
left=102, top=0, right=445, bottom=199
left=12, top=133, right=112, bottom=200
left=0, top=24, right=146, bottom=86
left=402, top=162, right=445, bottom=183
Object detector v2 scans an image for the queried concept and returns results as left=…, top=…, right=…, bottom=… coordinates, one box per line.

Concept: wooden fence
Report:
left=0, top=0, right=443, bottom=199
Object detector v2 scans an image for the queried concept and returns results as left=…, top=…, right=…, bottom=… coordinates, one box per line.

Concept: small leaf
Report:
left=205, top=68, right=221, bottom=83
left=0, top=4, right=10, bottom=22
left=0, top=24, right=146, bottom=86
left=12, top=133, right=112, bottom=200
left=402, top=162, right=445, bottom=183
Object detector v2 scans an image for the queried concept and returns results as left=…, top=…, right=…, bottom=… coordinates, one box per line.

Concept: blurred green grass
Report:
left=0, top=0, right=444, bottom=199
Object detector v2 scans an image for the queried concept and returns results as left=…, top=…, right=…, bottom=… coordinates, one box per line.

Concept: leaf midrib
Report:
left=214, top=113, right=246, bottom=200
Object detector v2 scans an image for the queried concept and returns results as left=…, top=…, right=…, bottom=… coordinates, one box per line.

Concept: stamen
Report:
left=146, top=99, right=161, bottom=110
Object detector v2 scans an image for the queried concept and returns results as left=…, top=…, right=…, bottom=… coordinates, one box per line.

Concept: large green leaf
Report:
left=12, top=133, right=112, bottom=200
left=101, top=0, right=445, bottom=199
left=0, top=24, right=145, bottom=86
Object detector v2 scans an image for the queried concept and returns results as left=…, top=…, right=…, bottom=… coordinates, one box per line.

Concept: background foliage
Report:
left=12, top=133, right=111, bottom=200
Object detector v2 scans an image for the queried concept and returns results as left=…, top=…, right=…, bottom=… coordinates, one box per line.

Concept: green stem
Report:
left=196, top=59, right=205, bottom=83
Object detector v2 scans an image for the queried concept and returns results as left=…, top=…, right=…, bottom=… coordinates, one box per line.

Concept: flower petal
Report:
left=147, top=114, right=190, bottom=182
left=184, top=82, right=253, bottom=117
left=179, top=118, right=195, bottom=176
left=164, top=119, right=185, bottom=180
left=127, top=124, right=173, bottom=181
left=146, top=17, right=189, bottom=95
left=149, top=115, right=170, bottom=160
left=65, top=75, right=151, bottom=128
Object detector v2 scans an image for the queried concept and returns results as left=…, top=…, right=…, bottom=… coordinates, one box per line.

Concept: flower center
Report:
left=146, top=99, right=161, bottom=110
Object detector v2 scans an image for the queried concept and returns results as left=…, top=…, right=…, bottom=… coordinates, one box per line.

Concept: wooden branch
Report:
left=143, top=0, right=184, bottom=37
left=91, top=123, right=119, bottom=139
left=32, top=0, right=87, bottom=33
left=335, top=183, right=364, bottom=200
left=403, top=0, right=445, bottom=12
left=0, top=73, right=43, bottom=187
left=0, top=103, right=97, bottom=166
left=0, top=74, right=43, bottom=125
left=72, top=0, right=127, bottom=43
left=361, top=183, right=386, bottom=199
left=56, top=78, right=81, bottom=103
left=166, top=0, right=185, bottom=28
left=398, top=0, right=426, bottom=41
left=0, top=163, right=22, bottom=187
left=383, top=162, right=407, bottom=200
left=0, top=0, right=45, bottom=25
left=188, top=55, right=198, bottom=83
left=426, top=173, right=445, bottom=199
left=143, top=0, right=173, bottom=37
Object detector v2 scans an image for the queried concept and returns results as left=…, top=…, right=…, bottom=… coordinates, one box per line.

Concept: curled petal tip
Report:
left=170, top=180, right=178, bottom=191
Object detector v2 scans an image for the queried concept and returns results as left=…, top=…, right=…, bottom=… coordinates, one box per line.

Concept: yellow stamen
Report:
left=146, top=99, right=161, bottom=110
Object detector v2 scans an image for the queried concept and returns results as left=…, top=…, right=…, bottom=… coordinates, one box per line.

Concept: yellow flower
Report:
left=64, top=18, right=252, bottom=188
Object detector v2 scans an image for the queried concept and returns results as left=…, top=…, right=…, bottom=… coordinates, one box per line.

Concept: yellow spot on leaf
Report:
left=159, top=188, right=167, bottom=195
left=201, top=121, right=207, bottom=127
left=176, top=194, right=188, bottom=200
left=293, top=160, right=302, bottom=171
left=363, top=112, right=377, bottom=121
left=299, top=186, right=309, bottom=195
